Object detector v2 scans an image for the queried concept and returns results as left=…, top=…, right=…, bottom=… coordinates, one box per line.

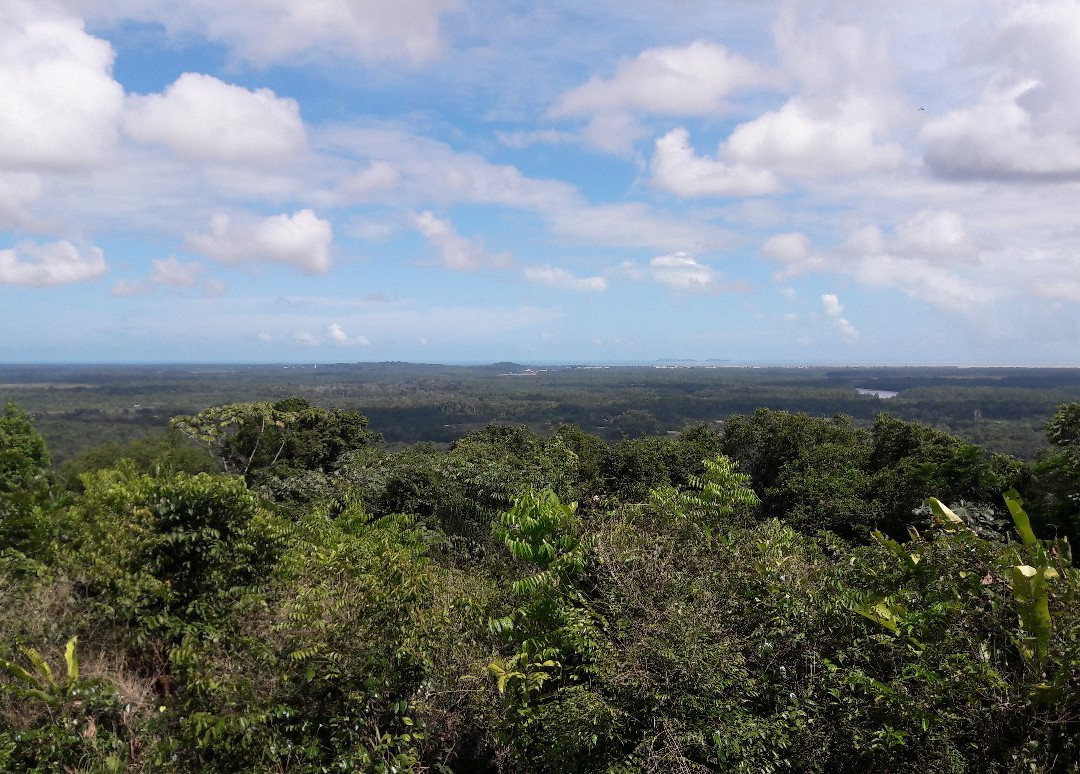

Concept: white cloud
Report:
left=72, top=0, right=460, bottom=66
left=0, top=240, right=106, bottom=286
left=320, top=126, right=577, bottom=211
left=293, top=331, right=320, bottom=346
left=327, top=322, right=370, bottom=346
left=327, top=323, right=348, bottom=344
left=922, top=80, right=1080, bottom=180
left=0, top=172, right=41, bottom=228
left=523, top=264, right=606, bottom=292
left=835, top=317, right=860, bottom=342
left=123, top=73, right=305, bottom=162
left=112, top=256, right=210, bottom=296
left=761, top=232, right=827, bottom=280
left=821, top=293, right=844, bottom=318
left=0, top=2, right=123, bottom=169
left=1034, top=280, right=1080, bottom=305
left=649, top=252, right=720, bottom=293
left=333, top=161, right=400, bottom=202
left=921, top=2, right=1080, bottom=181
left=821, top=293, right=859, bottom=342
left=551, top=41, right=771, bottom=153
left=549, top=203, right=731, bottom=253
left=893, top=209, right=972, bottom=259
left=854, top=255, right=993, bottom=312
left=412, top=211, right=513, bottom=271
left=187, top=209, right=333, bottom=274
left=110, top=279, right=143, bottom=297
left=257, top=331, right=274, bottom=343
left=553, top=40, right=767, bottom=117
left=651, top=128, right=780, bottom=197
left=762, top=232, right=810, bottom=263
left=149, top=256, right=204, bottom=287
left=723, top=96, right=905, bottom=177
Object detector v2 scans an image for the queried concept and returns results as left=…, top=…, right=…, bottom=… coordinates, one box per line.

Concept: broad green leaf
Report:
left=927, top=498, right=969, bottom=531
left=1003, top=488, right=1037, bottom=546
left=23, top=648, right=53, bottom=686
left=65, top=636, right=79, bottom=683
left=0, top=657, right=38, bottom=686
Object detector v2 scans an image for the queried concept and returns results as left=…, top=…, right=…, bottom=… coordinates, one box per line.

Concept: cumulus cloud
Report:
left=761, top=231, right=830, bottom=280
left=0, top=2, right=123, bottom=169
left=551, top=41, right=771, bottom=153
left=413, top=211, right=513, bottom=271
left=327, top=322, right=370, bottom=346
left=643, top=8, right=907, bottom=191
left=651, top=128, right=780, bottom=197
left=149, top=256, right=204, bottom=287
left=821, top=293, right=844, bottom=318
left=523, top=264, right=606, bottom=292
left=892, top=209, right=972, bottom=259
left=762, top=232, right=810, bottom=264
left=293, top=332, right=320, bottom=346
left=821, top=293, right=859, bottom=342
left=0, top=240, right=106, bottom=286
left=187, top=209, right=333, bottom=274
left=647, top=252, right=723, bottom=293
left=842, top=211, right=990, bottom=312
left=0, top=172, right=41, bottom=228
left=123, top=73, right=305, bottom=162
left=921, top=2, right=1080, bottom=181
left=651, top=92, right=904, bottom=195
left=853, top=255, right=993, bottom=312
left=723, top=96, right=905, bottom=177
left=761, top=208, right=985, bottom=308
left=553, top=40, right=769, bottom=117
left=111, top=256, right=211, bottom=296
left=922, top=81, right=1080, bottom=180
left=333, top=161, right=400, bottom=202
left=327, top=323, right=348, bottom=344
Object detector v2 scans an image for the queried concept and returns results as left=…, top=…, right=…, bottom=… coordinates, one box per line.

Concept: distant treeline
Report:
left=3, top=363, right=1080, bottom=462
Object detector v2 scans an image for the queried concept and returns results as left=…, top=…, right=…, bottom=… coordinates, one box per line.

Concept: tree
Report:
left=1033, top=402, right=1080, bottom=545
left=170, top=397, right=380, bottom=483
left=0, top=402, right=52, bottom=555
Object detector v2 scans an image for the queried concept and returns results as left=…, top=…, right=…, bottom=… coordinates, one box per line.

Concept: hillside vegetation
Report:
left=1, top=398, right=1078, bottom=772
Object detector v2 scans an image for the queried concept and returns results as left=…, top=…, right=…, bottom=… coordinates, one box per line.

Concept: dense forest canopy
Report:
left=1, top=388, right=1079, bottom=771
left=4, top=363, right=1080, bottom=465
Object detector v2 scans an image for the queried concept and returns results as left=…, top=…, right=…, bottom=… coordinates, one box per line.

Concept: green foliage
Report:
left=171, top=397, right=380, bottom=483
left=0, top=403, right=53, bottom=557
left=161, top=505, right=452, bottom=773
left=54, top=427, right=216, bottom=491
left=69, top=466, right=282, bottom=649
left=488, top=489, right=601, bottom=766
left=3, top=395, right=1080, bottom=772
left=718, top=409, right=1027, bottom=541
left=0, top=636, right=131, bottom=773
left=681, top=454, right=760, bottom=524
left=1032, top=402, right=1080, bottom=546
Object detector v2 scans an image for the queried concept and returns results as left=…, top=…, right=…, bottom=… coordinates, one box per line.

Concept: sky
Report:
left=2, top=0, right=1080, bottom=365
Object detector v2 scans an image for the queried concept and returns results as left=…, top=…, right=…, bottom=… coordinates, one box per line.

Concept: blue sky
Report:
left=2, top=0, right=1080, bottom=364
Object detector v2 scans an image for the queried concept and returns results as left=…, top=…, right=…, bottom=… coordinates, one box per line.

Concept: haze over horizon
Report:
left=2, top=1, right=1080, bottom=365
